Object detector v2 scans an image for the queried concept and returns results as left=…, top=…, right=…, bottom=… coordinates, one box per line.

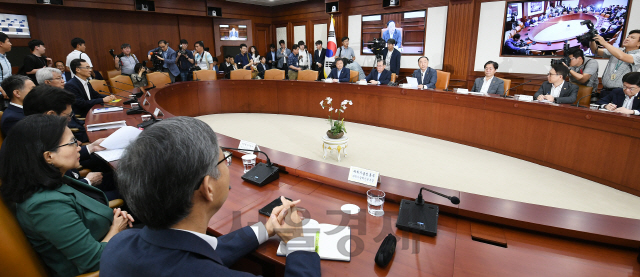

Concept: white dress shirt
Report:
left=66, top=50, right=93, bottom=78
left=480, top=76, right=494, bottom=93
left=420, top=69, right=427, bottom=83
left=550, top=81, right=564, bottom=98
left=623, top=92, right=640, bottom=115
left=76, top=76, right=92, bottom=100
left=9, top=102, right=23, bottom=109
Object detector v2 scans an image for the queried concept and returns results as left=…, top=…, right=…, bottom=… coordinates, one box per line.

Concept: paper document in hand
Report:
left=276, top=219, right=351, bottom=261
left=99, top=126, right=142, bottom=150
left=94, top=149, right=125, bottom=162
left=406, top=77, right=418, bottom=88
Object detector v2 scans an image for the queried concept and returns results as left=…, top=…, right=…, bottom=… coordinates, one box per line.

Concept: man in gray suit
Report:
left=276, top=40, right=291, bottom=78
left=471, top=61, right=505, bottom=95
left=534, top=64, right=578, bottom=104
left=411, top=56, right=437, bottom=89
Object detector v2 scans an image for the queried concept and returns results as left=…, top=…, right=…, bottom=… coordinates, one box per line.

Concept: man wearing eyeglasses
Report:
left=534, top=64, right=578, bottom=104
left=564, top=48, right=599, bottom=96
left=596, top=72, right=640, bottom=115
left=65, top=58, right=116, bottom=118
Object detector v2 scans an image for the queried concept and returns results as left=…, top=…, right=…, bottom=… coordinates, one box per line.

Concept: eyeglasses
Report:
left=194, top=151, right=232, bottom=190
left=547, top=73, right=561, bottom=76
left=78, top=66, right=93, bottom=70
left=52, top=77, right=63, bottom=81
left=623, top=86, right=640, bottom=92
left=50, top=137, right=78, bottom=151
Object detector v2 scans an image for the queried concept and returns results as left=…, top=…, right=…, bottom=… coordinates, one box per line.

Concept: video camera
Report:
left=149, top=48, right=164, bottom=72
left=368, top=37, right=386, bottom=60
left=576, top=20, right=599, bottom=45
left=109, top=49, right=125, bottom=59
left=551, top=41, right=571, bottom=66
left=178, top=44, right=189, bottom=56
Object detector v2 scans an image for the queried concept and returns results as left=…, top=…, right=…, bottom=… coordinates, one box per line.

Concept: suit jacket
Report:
left=220, top=63, right=236, bottom=79
left=412, top=67, right=438, bottom=89
left=63, top=71, right=72, bottom=83
left=382, top=49, right=401, bottom=75
left=1, top=104, right=24, bottom=137
left=471, top=77, right=505, bottom=95
left=257, top=63, right=268, bottom=79
left=533, top=81, right=578, bottom=104
left=100, top=226, right=321, bottom=277
left=16, top=176, right=112, bottom=277
left=313, top=48, right=326, bottom=70
left=148, top=47, right=180, bottom=76
left=596, top=88, right=640, bottom=113
left=328, top=67, right=351, bottom=82
left=276, top=48, right=292, bottom=68
left=365, top=69, right=392, bottom=85
left=382, top=29, right=403, bottom=47
left=65, top=77, right=107, bottom=118
left=265, top=51, right=278, bottom=69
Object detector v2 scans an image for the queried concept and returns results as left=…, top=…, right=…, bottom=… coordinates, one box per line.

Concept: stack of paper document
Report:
left=94, top=126, right=142, bottom=162
left=86, top=120, right=127, bottom=132
left=93, top=107, right=123, bottom=114
left=276, top=219, right=351, bottom=261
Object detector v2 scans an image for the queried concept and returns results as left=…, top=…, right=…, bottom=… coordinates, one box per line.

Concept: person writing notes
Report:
left=596, top=72, right=640, bottom=115
left=534, top=64, right=578, bottom=104
left=471, top=61, right=505, bottom=95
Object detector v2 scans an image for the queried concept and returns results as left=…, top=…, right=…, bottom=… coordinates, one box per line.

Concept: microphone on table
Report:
left=220, top=147, right=280, bottom=187
left=395, top=186, right=460, bottom=237
left=387, top=76, right=406, bottom=87
left=575, top=91, right=597, bottom=108
left=503, top=80, right=532, bottom=98
left=102, top=103, right=162, bottom=128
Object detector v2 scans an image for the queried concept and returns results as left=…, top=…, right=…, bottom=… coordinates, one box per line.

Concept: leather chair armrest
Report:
left=79, top=169, right=91, bottom=178
left=109, top=199, right=124, bottom=209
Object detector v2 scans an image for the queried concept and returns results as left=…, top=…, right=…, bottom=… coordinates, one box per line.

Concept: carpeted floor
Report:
left=197, top=113, right=640, bottom=220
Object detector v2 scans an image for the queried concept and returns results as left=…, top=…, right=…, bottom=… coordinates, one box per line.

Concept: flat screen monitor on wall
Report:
left=0, top=14, right=30, bottom=39
left=502, top=0, right=629, bottom=57
left=361, top=10, right=426, bottom=55
left=220, top=24, right=248, bottom=41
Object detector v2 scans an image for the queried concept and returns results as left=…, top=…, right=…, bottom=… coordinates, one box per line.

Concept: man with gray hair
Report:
left=101, top=117, right=321, bottom=277
left=36, top=67, right=65, bottom=88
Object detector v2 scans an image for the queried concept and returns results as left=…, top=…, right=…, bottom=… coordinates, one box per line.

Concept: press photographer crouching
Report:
left=176, top=39, right=195, bottom=82
left=590, top=30, right=640, bottom=99
left=113, top=43, right=139, bottom=76
left=564, top=48, right=599, bottom=97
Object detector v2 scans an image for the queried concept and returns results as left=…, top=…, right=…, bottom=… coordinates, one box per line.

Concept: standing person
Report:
left=381, top=38, right=401, bottom=76
left=193, top=41, right=214, bottom=70
left=0, top=32, right=13, bottom=101
left=297, top=41, right=311, bottom=71
left=222, top=56, right=237, bottom=79
left=147, top=40, right=179, bottom=83
left=234, top=44, right=252, bottom=70
left=565, top=48, right=599, bottom=95
left=591, top=30, right=640, bottom=99
left=176, top=39, right=195, bottom=82
left=66, top=38, right=93, bottom=79
left=288, top=45, right=301, bottom=80
left=249, top=46, right=261, bottom=65
left=337, top=37, right=365, bottom=80
left=114, top=43, right=139, bottom=76
left=266, top=44, right=277, bottom=69
left=277, top=40, right=291, bottom=78
left=19, top=39, right=52, bottom=85
left=313, top=40, right=326, bottom=80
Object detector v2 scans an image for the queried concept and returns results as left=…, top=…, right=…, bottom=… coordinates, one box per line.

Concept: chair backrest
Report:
left=230, top=69, right=252, bottom=80
left=500, top=78, right=512, bottom=95
left=264, top=69, right=285, bottom=80
left=109, top=75, right=134, bottom=97
left=194, top=70, right=217, bottom=81
left=574, top=84, right=593, bottom=106
left=147, top=72, right=172, bottom=87
left=349, top=70, right=358, bottom=83
left=0, top=197, right=49, bottom=277
left=390, top=73, right=397, bottom=83
left=297, top=70, right=318, bottom=81
left=88, top=79, right=108, bottom=95
left=435, top=70, right=451, bottom=90
left=107, top=70, right=121, bottom=80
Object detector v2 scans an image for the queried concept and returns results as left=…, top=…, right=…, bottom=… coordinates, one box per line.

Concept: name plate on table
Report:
left=238, top=140, right=260, bottom=155
left=455, top=88, right=469, bottom=94
left=348, top=166, right=380, bottom=187
left=143, top=98, right=149, bottom=106
left=146, top=91, right=151, bottom=97
left=153, top=108, right=164, bottom=117
left=514, top=94, right=533, bottom=102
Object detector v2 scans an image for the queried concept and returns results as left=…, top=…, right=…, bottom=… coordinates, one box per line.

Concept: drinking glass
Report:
left=367, top=189, right=385, bottom=216
left=242, top=154, right=256, bottom=173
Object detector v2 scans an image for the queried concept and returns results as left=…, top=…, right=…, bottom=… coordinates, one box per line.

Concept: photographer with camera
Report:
left=193, top=41, right=214, bottom=71
left=175, top=39, right=195, bottom=82
left=563, top=48, right=599, bottom=95
left=113, top=43, right=139, bottom=75
left=147, top=40, right=179, bottom=83
left=337, top=37, right=366, bottom=80
left=590, top=30, right=640, bottom=99
left=504, top=34, right=527, bottom=55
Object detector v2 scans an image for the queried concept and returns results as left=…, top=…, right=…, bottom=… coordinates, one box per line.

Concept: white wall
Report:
left=602, top=0, right=629, bottom=7
left=293, top=25, right=306, bottom=45
left=276, top=27, right=287, bottom=46
left=314, top=24, right=328, bottom=47
left=348, top=6, right=448, bottom=70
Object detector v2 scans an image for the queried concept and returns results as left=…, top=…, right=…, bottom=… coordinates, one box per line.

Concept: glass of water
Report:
left=367, top=189, right=385, bottom=216
left=242, top=154, right=256, bottom=173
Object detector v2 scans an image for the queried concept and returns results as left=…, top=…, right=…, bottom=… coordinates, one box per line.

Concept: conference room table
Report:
left=86, top=80, right=640, bottom=276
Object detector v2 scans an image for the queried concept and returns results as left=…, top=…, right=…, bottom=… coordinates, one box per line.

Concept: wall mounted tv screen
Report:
left=361, top=10, right=426, bottom=55
left=219, top=24, right=247, bottom=41
left=0, top=14, right=30, bottom=39
left=502, top=0, right=629, bottom=57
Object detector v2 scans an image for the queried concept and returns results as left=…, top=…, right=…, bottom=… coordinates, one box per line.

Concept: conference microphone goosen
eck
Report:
left=220, top=146, right=280, bottom=187
left=503, top=80, right=533, bottom=98
left=416, top=187, right=460, bottom=205
left=101, top=83, right=143, bottom=99
left=575, top=92, right=597, bottom=108
left=387, top=76, right=406, bottom=87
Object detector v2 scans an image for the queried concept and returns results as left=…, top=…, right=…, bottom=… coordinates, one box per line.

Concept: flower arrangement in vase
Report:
left=320, top=97, right=353, bottom=139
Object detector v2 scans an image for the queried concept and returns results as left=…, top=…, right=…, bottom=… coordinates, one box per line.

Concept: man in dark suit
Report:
left=328, top=58, right=351, bottom=82
left=220, top=55, right=237, bottom=79
left=364, top=59, right=392, bottom=85
left=147, top=40, right=179, bottom=83
left=596, top=72, right=640, bottom=115
left=0, top=75, right=35, bottom=137
left=265, top=44, right=277, bottom=69
left=534, top=64, right=578, bottom=104
left=56, top=61, right=72, bottom=83
left=256, top=56, right=268, bottom=79
left=100, top=117, right=321, bottom=277
left=412, top=56, right=438, bottom=89
left=313, top=40, right=326, bottom=80
left=65, top=59, right=116, bottom=118
left=382, top=39, right=401, bottom=76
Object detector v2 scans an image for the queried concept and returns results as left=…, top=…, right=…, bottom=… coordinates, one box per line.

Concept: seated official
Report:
left=131, top=63, right=149, bottom=89
left=220, top=55, right=237, bottom=79
left=534, top=64, right=578, bottom=104
left=256, top=56, right=268, bottom=79
left=382, top=38, right=401, bottom=76
left=100, top=117, right=321, bottom=277
left=65, top=59, right=116, bottom=118
left=0, top=114, right=133, bottom=277
left=596, top=72, right=640, bottom=115
left=471, top=61, right=505, bottom=95
left=412, top=56, right=437, bottom=89
left=328, top=58, right=351, bottom=83
left=363, top=59, right=391, bottom=85
left=1, top=75, right=36, bottom=137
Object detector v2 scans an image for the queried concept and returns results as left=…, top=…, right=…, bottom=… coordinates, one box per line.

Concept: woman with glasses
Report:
left=0, top=114, right=133, bottom=277
left=534, top=63, right=578, bottom=104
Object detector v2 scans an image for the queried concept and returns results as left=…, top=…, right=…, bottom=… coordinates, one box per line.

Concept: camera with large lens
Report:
left=109, top=49, right=125, bottom=59
left=550, top=41, right=572, bottom=66
left=178, top=44, right=188, bottom=56
left=368, top=37, right=386, bottom=60
left=150, top=49, right=164, bottom=71
left=576, top=20, right=599, bottom=45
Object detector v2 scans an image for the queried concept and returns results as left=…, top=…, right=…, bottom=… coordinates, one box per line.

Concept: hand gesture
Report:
left=605, top=103, right=617, bottom=111
left=110, top=208, right=134, bottom=232
left=267, top=197, right=304, bottom=243
left=88, top=138, right=107, bottom=152
left=265, top=196, right=301, bottom=237
left=85, top=172, right=103, bottom=186
left=114, top=56, right=120, bottom=63
left=593, top=34, right=606, bottom=45
left=537, top=95, right=545, bottom=101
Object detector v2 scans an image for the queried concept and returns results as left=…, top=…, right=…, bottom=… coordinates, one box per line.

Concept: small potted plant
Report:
left=320, top=97, right=353, bottom=139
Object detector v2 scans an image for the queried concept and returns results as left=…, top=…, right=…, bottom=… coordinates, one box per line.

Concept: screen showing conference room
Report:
left=502, top=0, right=628, bottom=57
left=361, top=10, right=426, bottom=55
left=0, top=14, right=30, bottom=38
left=219, top=24, right=248, bottom=41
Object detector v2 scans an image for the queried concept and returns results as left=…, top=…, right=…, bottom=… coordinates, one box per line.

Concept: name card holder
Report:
left=153, top=108, right=164, bottom=117
left=146, top=91, right=151, bottom=97
left=238, top=140, right=260, bottom=155
left=515, top=94, right=534, bottom=102
left=348, top=166, right=380, bottom=187
left=143, top=98, right=150, bottom=106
